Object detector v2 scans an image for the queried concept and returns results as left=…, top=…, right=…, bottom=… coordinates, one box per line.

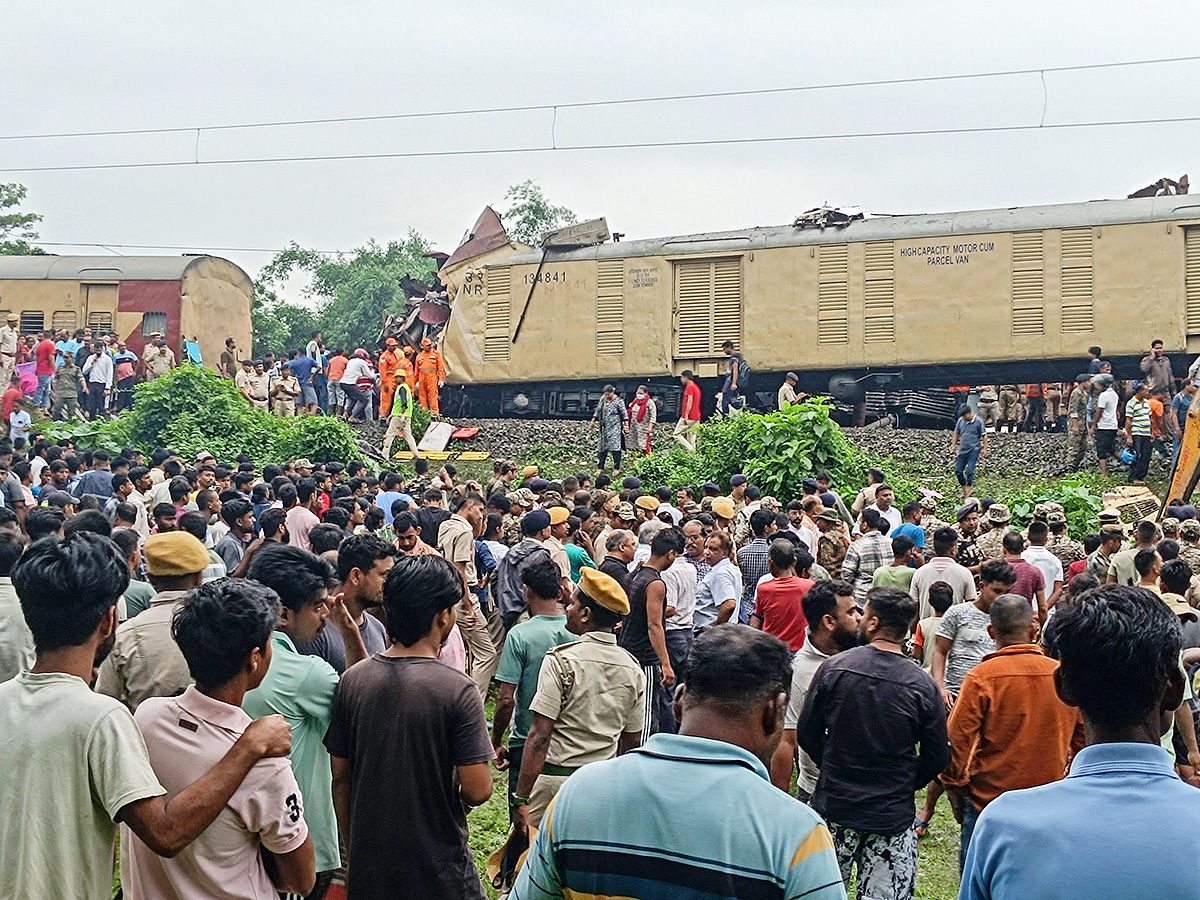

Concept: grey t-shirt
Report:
left=936, top=602, right=996, bottom=694
left=295, top=611, right=388, bottom=674
left=955, top=416, right=985, bottom=454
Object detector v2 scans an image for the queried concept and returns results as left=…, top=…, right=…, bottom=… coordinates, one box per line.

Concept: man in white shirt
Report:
left=1091, top=375, right=1120, bottom=477
left=911, top=525, right=978, bottom=619
left=1021, top=520, right=1065, bottom=613
left=864, top=484, right=903, bottom=535
left=662, top=550, right=697, bottom=712
left=81, top=342, right=114, bottom=420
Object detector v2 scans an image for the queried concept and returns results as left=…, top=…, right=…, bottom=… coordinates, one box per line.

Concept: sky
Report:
left=3, top=0, right=1199, bottom=299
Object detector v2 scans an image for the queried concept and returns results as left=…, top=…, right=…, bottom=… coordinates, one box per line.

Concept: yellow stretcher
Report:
left=1165, top=389, right=1200, bottom=512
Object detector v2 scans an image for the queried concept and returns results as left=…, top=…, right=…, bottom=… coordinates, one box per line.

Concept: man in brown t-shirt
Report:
left=325, top=554, right=494, bottom=900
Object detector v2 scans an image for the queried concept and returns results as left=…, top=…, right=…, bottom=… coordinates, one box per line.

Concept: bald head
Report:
left=990, top=593, right=1035, bottom=646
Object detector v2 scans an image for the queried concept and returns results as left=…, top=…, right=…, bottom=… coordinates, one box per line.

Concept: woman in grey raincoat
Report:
left=591, top=384, right=626, bottom=474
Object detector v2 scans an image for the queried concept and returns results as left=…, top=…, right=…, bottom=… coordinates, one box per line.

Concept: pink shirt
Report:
left=121, top=686, right=308, bottom=900
left=438, top=625, right=468, bottom=673
left=285, top=505, right=321, bottom=553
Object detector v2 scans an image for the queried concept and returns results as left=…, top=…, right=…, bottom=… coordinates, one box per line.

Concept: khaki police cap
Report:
left=711, top=497, right=736, bottom=519
left=144, top=531, right=210, bottom=577
left=634, top=495, right=660, bottom=512
left=579, top=567, right=630, bottom=615
left=547, top=506, right=570, bottom=526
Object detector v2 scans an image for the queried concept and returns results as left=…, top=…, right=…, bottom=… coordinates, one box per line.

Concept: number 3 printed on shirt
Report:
left=285, top=793, right=301, bottom=823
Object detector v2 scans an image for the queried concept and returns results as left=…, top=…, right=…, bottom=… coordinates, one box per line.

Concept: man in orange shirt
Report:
left=377, top=338, right=400, bottom=420
left=415, top=337, right=445, bottom=415
left=1149, top=385, right=1177, bottom=463
left=325, top=348, right=348, bottom=417
left=1022, top=383, right=1046, bottom=433
left=942, top=593, right=1084, bottom=870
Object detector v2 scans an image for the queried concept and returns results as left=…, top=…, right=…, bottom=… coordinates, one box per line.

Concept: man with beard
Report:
left=797, top=587, right=948, bottom=900
left=296, top=534, right=395, bottom=674
left=772, top=580, right=862, bottom=799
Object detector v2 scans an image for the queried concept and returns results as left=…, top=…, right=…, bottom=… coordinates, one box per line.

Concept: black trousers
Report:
left=1130, top=435, right=1152, bottom=481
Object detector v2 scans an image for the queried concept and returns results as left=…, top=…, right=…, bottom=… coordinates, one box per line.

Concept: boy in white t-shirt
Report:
left=8, top=396, right=30, bottom=444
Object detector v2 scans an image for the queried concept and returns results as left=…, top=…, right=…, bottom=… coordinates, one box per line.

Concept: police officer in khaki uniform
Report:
left=0, top=313, right=18, bottom=388
left=974, top=503, right=1012, bottom=560
left=977, top=385, right=999, bottom=430
left=998, top=384, right=1021, bottom=432
left=514, top=567, right=646, bottom=831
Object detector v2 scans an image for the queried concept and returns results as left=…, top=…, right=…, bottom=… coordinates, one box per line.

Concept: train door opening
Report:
left=672, top=257, right=743, bottom=381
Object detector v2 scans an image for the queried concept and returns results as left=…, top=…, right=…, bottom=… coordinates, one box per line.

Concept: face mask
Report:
left=637, top=392, right=646, bottom=399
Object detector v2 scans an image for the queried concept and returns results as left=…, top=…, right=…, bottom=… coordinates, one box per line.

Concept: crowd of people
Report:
left=3, top=430, right=1200, bottom=900
left=222, top=330, right=447, bottom=424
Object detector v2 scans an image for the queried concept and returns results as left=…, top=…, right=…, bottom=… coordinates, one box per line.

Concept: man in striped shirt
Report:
left=512, top=625, right=846, bottom=900
left=1125, top=381, right=1153, bottom=484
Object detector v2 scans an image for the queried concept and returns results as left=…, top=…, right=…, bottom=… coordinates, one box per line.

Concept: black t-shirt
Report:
left=796, top=645, right=949, bottom=835
left=598, top=556, right=631, bottom=595
left=324, top=655, right=494, bottom=900
left=414, top=506, right=451, bottom=549
left=619, top=565, right=664, bottom=666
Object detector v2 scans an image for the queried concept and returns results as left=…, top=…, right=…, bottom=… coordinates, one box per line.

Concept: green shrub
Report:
left=1006, top=474, right=1106, bottom=538
left=632, top=398, right=866, bottom=496
left=44, top=366, right=362, bottom=465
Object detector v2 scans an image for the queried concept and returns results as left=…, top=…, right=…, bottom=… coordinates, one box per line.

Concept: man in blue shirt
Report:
left=287, top=352, right=318, bottom=416
left=892, top=500, right=927, bottom=565
left=374, top=472, right=414, bottom=526
left=512, top=625, right=846, bottom=900
left=962, top=585, right=1200, bottom=900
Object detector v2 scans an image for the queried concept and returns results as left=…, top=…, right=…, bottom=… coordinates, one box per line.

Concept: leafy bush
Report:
left=43, top=366, right=362, bottom=465
left=1006, top=474, right=1106, bottom=538
left=632, top=398, right=866, bottom=495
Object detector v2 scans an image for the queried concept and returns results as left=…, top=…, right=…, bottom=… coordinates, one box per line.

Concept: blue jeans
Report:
left=960, top=801, right=981, bottom=873
left=955, top=447, right=980, bottom=486
left=34, top=374, right=51, bottom=408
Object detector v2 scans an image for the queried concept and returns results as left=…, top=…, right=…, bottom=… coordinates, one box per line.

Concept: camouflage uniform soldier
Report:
left=920, top=495, right=946, bottom=548
left=954, top=503, right=985, bottom=573
left=503, top=488, right=537, bottom=546
left=977, top=385, right=1000, bottom=430
left=1161, top=517, right=1181, bottom=541
left=1046, top=512, right=1085, bottom=568
left=815, top=508, right=850, bottom=574
left=974, top=503, right=1012, bottom=560
left=1066, top=375, right=1091, bottom=471
left=1179, top=519, right=1200, bottom=575
left=998, top=384, right=1021, bottom=432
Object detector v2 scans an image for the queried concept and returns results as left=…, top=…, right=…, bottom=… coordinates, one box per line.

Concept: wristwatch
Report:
left=512, top=795, right=531, bottom=807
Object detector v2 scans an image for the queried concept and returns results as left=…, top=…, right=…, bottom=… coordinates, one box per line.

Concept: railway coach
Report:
left=0, top=254, right=253, bottom=368
left=433, top=196, right=1200, bottom=418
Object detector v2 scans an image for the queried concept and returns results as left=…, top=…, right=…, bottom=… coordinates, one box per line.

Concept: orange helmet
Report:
left=385, top=337, right=398, bottom=347
left=420, top=337, right=433, bottom=348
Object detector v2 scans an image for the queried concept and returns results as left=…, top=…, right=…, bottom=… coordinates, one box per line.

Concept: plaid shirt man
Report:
left=840, top=531, right=894, bottom=607
left=736, top=538, right=771, bottom=624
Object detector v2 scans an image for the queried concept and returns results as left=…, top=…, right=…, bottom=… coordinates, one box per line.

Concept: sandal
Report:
left=913, top=816, right=931, bottom=838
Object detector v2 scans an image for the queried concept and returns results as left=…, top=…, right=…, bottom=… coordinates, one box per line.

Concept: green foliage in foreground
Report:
left=42, top=366, right=362, bottom=464
left=633, top=399, right=867, bottom=496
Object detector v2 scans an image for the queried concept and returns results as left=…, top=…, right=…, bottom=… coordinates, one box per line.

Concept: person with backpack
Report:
left=721, top=340, right=751, bottom=414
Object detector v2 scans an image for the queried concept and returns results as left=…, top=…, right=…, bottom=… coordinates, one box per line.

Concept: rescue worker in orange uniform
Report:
left=378, top=337, right=401, bottom=420
left=416, top=336, right=446, bottom=415
left=400, top=344, right=417, bottom=393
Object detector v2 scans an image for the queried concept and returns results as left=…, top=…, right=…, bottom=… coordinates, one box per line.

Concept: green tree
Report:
left=258, top=233, right=436, bottom=351
left=0, top=183, right=44, bottom=255
left=500, top=180, right=577, bottom=245
left=250, top=280, right=320, bottom=357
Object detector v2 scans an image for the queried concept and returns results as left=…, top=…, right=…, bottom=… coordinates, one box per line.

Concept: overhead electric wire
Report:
left=0, top=53, right=1197, bottom=142
left=2, top=113, right=1200, bottom=175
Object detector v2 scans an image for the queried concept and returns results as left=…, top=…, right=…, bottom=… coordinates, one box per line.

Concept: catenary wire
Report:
left=1, top=113, right=1199, bottom=174
left=0, top=54, right=1197, bottom=142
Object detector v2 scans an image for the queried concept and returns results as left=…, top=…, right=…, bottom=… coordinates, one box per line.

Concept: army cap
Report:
left=985, top=503, right=1011, bottom=524
left=1181, top=519, right=1200, bottom=540
left=615, top=501, right=637, bottom=522
left=578, top=567, right=630, bottom=615
left=919, top=495, right=939, bottom=512
left=816, top=508, right=840, bottom=523
left=1046, top=510, right=1067, bottom=525
left=511, top=488, right=536, bottom=507
left=760, top=496, right=780, bottom=512
left=1161, top=516, right=1181, bottom=536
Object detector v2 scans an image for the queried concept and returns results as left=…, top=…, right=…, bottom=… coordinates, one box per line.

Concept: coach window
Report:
left=141, top=312, right=167, bottom=337
left=51, top=311, right=77, bottom=331
left=19, top=311, right=43, bottom=334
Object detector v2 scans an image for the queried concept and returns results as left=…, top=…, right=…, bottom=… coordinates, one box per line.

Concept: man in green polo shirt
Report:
left=244, top=543, right=367, bottom=900
left=491, top=559, right=574, bottom=816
